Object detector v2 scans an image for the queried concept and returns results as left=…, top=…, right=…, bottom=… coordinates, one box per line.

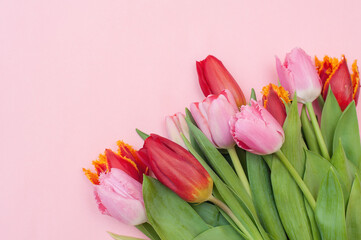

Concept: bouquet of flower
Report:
left=83, top=48, right=361, bottom=240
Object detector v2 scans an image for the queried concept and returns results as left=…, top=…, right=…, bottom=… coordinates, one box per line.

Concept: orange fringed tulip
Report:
left=315, top=55, right=360, bottom=110
left=83, top=141, right=149, bottom=225
left=261, top=83, right=290, bottom=126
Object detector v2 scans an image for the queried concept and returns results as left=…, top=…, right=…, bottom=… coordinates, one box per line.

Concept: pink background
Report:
left=1, top=0, right=361, bottom=239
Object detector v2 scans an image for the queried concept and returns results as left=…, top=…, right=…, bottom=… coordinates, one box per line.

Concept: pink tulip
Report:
left=190, top=89, right=238, bottom=149
left=276, top=48, right=322, bottom=103
left=165, top=112, right=190, bottom=148
left=94, top=168, right=147, bottom=225
left=230, top=100, right=285, bottom=155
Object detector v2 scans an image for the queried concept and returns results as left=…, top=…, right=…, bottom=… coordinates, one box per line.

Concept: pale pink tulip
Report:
left=94, top=168, right=147, bottom=225
left=190, top=89, right=238, bottom=149
left=276, top=47, right=322, bottom=103
left=165, top=112, right=190, bottom=148
left=230, top=100, right=285, bottom=155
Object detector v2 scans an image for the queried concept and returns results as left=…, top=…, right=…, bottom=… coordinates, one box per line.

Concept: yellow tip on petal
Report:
left=83, top=168, right=100, bottom=185
left=92, top=153, right=109, bottom=175
left=261, top=83, right=290, bottom=108
left=352, top=60, right=360, bottom=99
left=117, top=140, right=137, bottom=157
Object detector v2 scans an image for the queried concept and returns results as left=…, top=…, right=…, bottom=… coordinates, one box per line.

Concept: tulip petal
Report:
left=190, top=102, right=215, bottom=145
left=144, top=134, right=213, bottom=203
left=207, top=95, right=236, bottom=148
left=323, top=57, right=353, bottom=111
left=276, top=56, right=295, bottom=98
left=105, top=149, right=141, bottom=182
left=95, top=168, right=146, bottom=225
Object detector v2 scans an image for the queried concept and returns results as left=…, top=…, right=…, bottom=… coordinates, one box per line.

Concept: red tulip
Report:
left=315, top=55, right=360, bottom=110
left=197, top=55, right=246, bottom=107
left=261, top=83, right=290, bottom=125
left=83, top=141, right=148, bottom=225
left=142, top=134, right=213, bottom=203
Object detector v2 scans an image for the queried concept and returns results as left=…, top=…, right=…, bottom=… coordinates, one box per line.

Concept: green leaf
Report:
left=250, top=88, right=257, bottom=101
left=331, top=140, right=354, bottom=202
left=301, top=105, right=321, bottom=154
left=304, top=201, right=321, bottom=240
left=315, top=168, right=347, bottom=240
left=193, top=226, right=244, bottom=240
left=333, top=101, right=361, bottom=167
left=181, top=135, right=264, bottom=240
left=346, top=174, right=361, bottom=239
left=192, top=202, right=228, bottom=227
left=185, top=108, right=206, bottom=159
left=247, top=152, right=287, bottom=240
left=321, top=88, right=342, bottom=156
left=136, top=128, right=149, bottom=140
left=136, top=223, right=161, bottom=240
left=303, top=150, right=333, bottom=199
left=271, top=97, right=313, bottom=240
left=108, top=232, right=145, bottom=240
left=142, top=176, right=210, bottom=240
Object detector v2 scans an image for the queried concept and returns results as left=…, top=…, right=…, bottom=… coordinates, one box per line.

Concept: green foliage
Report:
left=321, top=88, right=342, bottom=156
left=315, top=168, right=347, bottom=240
left=142, top=176, right=210, bottom=240
left=333, top=101, right=361, bottom=167
left=346, top=175, right=361, bottom=239
left=247, top=152, right=287, bottom=240
left=271, top=97, right=313, bottom=240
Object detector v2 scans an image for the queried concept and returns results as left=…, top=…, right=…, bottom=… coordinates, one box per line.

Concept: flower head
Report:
left=276, top=48, right=322, bottom=103
left=315, top=55, right=360, bottom=110
left=197, top=55, right=246, bottom=107
left=83, top=141, right=148, bottom=225
left=142, top=134, right=213, bottom=203
left=261, top=83, right=290, bottom=125
left=190, top=89, right=238, bottom=149
left=230, top=100, right=285, bottom=155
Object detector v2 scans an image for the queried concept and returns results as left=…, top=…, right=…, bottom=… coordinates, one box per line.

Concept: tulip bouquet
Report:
left=83, top=48, right=361, bottom=240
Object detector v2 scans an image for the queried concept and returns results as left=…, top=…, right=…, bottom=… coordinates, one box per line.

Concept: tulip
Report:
left=94, top=168, right=146, bottom=225
left=197, top=55, right=246, bottom=107
left=83, top=141, right=148, bottom=225
left=230, top=100, right=285, bottom=155
left=276, top=47, right=322, bottom=103
left=261, top=83, right=290, bottom=125
left=190, top=89, right=238, bottom=149
left=315, top=55, right=360, bottom=110
left=165, top=112, right=190, bottom=148
left=142, top=134, right=213, bottom=203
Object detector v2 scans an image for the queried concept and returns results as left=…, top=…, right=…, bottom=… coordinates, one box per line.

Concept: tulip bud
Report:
left=276, top=48, right=322, bottom=103
left=190, top=89, right=238, bottom=149
left=142, top=134, right=213, bottom=203
left=83, top=142, right=148, bottom=225
left=230, top=100, right=285, bottom=155
left=315, top=55, right=360, bottom=110
left=261, top=83, right=290, bottom=125
left=165, top=112, right=190, bottom=148
left=197, top=55, right=246, bottom=107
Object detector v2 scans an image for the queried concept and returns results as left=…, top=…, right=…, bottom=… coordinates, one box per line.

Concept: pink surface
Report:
left=1, top=1, right=361, bottom=239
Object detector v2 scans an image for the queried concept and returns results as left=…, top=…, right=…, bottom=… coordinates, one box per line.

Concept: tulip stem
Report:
left=208, top=195, right=252, bottom=238
left=228, top=147, right=252, bottom=198
left=305, top=102, right=330, bottom=160
left=275, top=150, right=316, bottom=210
